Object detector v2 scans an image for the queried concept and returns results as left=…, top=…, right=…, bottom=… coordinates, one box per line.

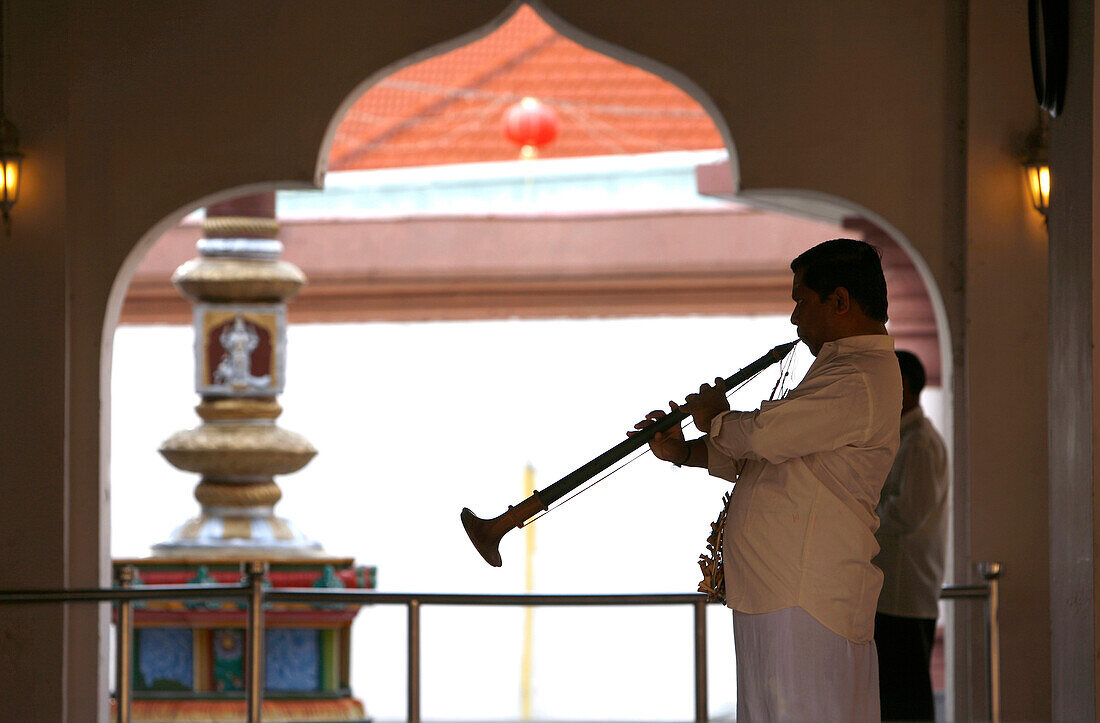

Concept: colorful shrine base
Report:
left=112, top=558, right=376, bottom=720
left=111, top=697, right=368, bottom=722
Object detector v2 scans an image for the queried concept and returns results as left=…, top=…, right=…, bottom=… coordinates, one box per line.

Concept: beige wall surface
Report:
left=0, top=0, right=1067, bottom=719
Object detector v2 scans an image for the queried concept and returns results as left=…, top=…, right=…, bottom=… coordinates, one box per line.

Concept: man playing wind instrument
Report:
left=632, top=238, right=901, bottom=721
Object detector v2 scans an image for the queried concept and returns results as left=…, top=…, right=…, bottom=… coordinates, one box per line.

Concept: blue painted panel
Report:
left=136, top=628, right=192, bottom=691
left=265, top=628, right=320, bottom=692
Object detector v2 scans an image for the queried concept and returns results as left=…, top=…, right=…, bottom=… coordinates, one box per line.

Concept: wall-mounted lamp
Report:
left=1024, top=155, right=1050, bottom=218
left=0, top=2, right=20, bottom=236
left=0, top=115, right=22, bottom=235
left=1022, top=118, right=1050, bottom=219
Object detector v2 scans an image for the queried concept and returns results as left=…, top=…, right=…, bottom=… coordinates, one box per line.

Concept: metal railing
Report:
left=0, top=561, right=1001, bottom=723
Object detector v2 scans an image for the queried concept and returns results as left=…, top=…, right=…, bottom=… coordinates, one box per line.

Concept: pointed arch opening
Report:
left=104, top=3, right=956, bottom=719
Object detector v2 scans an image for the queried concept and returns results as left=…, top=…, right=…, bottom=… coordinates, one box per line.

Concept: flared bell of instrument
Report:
left=461, top=507, right=504, bottom=567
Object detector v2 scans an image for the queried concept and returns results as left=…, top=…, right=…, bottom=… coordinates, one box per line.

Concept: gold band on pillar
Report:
left=201, top=216, right=280, bottom=239
left=194, top=480, right=283, bottom=508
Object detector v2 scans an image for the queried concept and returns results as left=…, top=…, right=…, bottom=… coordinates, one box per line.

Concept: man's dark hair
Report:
left=790, top=238, right=889, bottom=323
left=895, top=350, right=926, bottom=395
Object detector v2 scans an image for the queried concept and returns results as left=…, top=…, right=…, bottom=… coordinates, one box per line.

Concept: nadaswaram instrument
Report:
left=460, top=339, right=799, bottom=567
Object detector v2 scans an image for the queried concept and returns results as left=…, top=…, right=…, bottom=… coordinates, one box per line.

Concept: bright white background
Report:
left=110, top=315, right=816, bottom=721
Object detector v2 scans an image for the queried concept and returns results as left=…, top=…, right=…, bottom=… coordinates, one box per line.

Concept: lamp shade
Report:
left=0, top=150, right=22, bottom=208
left=1024, top=159, right=1050, bottom=216
left=0, top=117, right=20, bottom=203
left=0, top=116, right=21, bottom=232
left=1020, top=117, right=1050, bottom=218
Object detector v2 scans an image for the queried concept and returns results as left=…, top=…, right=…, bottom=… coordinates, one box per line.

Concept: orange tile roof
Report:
left=328, top=5, right=724, bottom=171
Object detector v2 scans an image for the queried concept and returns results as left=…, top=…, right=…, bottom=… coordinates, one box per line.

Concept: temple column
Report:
left=156, top=193, right=320, bottom=556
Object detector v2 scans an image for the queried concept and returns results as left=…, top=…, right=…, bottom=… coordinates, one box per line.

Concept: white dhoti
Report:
left=733, top=606, right=879, bottom=722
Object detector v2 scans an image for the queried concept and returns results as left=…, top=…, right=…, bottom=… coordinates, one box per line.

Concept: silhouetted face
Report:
left=790, top=268, right=834, bottom=356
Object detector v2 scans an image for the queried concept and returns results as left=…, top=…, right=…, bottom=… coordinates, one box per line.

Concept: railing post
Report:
left=979, top=561, right=1002, bottom=723
left=693, top=597, right=708, bottom=723
left=115, top=565, right=135, bottom=723
left=245, top=561, right=268, bottom=723
left=408, top=598, right=421, bottom=723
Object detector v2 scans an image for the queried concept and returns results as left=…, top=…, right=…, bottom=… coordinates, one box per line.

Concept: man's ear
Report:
left=832, top=286, right=852, bottom=314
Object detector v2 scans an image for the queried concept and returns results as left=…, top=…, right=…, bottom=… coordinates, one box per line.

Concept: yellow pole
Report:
left=520, top=464, right=536, bottom=719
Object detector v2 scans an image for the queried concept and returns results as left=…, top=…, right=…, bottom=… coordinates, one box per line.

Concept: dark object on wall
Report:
left=1029, top=0, right=1069, bottom=117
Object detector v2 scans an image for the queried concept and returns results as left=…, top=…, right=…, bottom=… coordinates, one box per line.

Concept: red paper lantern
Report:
left=502, top=97, right=560, bottom=155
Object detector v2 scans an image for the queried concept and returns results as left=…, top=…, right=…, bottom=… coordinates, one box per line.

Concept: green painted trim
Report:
left=321, top=628, right=340, bottom=691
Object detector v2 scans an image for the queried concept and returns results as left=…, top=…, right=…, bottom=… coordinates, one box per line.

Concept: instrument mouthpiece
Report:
left=771, top=339, right=800, bottom=359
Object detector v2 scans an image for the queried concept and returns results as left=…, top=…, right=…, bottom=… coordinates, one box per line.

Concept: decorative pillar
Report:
left=155, top=194, right=320, bottom=555
left=112, top=193, right=373, bottom=722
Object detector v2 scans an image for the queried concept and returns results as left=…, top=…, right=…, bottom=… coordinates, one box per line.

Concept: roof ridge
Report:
left=332, top=23, right=559, bottom=168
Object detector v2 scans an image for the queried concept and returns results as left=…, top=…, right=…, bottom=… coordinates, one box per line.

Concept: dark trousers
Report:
left=874, top=612, right=936, bottom=721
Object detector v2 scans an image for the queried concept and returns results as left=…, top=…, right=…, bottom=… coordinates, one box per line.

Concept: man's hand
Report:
left=629, top=403, right=688, bottom=463
left=682, top=377, right=730, bottom=435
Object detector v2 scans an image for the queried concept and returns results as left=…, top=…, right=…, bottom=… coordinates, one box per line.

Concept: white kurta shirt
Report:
left=873, top=405, right=949, bottom=619
left=705, top=335, right=901, bottom=643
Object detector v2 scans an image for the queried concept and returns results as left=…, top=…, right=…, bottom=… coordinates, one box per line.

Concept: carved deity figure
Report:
left=213, top=316, right=271, bottom=390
